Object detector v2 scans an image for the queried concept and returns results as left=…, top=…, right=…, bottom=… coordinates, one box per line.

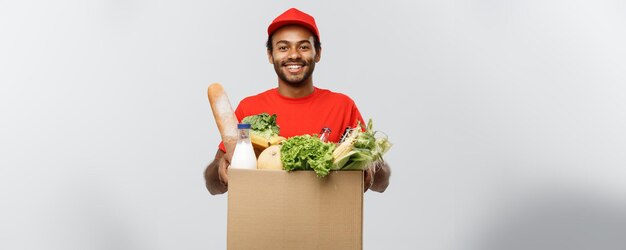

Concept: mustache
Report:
left=281, top=59, right=308, bottom=66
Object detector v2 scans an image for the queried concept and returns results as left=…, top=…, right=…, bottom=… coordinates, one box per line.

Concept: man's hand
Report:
left=204, top=149, right=229, bottom=195
left=364, top=160, right=391, bottom=193
left=364, top=166, right=375, bottom=192
left=218, top=155, right=230, bottom=187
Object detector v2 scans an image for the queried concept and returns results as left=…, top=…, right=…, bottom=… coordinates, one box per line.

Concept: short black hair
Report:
left=266, top=34, right=322, bottom=52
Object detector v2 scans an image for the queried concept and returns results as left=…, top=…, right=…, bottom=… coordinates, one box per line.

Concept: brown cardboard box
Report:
left=227, top=169, right=364, bottom=250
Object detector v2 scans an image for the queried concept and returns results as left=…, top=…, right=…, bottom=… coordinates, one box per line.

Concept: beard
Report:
left=273, top=58, right=316, bottom=87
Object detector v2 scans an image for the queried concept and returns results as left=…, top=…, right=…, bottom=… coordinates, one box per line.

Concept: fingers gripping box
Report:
left=227, top=169, right=364, bottom=250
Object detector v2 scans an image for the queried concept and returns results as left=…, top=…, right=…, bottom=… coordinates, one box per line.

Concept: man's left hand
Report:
left=364, top=165, right=375, bottom=192
left=364, top=160, right=391, bottom=193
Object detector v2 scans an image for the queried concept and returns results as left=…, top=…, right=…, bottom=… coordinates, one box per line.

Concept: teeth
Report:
left=287, top=65, right=302, bottom=70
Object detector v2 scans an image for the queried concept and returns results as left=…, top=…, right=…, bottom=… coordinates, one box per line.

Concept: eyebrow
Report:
left=275, top=40, right=312, bottom=45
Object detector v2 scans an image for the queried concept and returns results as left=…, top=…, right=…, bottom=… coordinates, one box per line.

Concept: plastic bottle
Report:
left=230, top=123, right=257, bottom=169
left=319, top=127, right=331, bottom=143
left=339, top=126, right=351, bottom=143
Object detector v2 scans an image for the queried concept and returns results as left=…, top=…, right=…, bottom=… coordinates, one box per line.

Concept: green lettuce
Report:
left=241, top=113, right=280, bottom=138
left=280, top=135, right=336, bottom=177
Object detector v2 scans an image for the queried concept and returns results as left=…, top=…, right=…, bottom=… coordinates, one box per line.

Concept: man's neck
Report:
left=277, top=80, right=315, bottom=98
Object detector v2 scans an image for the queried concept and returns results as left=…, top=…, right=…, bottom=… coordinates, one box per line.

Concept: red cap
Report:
left=267, top=8, right=320, bottom=41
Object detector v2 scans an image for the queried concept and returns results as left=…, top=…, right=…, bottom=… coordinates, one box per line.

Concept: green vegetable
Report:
left=241, top=113, right=280, bottom=139
left=280, top=135, right=336, bottom=177
left=332, top=119, right=392, bottom=170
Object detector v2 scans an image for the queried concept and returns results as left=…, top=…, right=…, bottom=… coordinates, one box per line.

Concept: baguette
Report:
left=207, top=83, right=238, bottom=162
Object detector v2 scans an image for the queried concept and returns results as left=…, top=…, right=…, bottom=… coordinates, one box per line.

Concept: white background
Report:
left=2, top=1, right=626, bottom=249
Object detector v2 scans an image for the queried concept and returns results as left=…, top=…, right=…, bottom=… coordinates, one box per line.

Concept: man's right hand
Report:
left=204, top=149, right=229, bottom=195
left=218, top=155, right=230, bottom=187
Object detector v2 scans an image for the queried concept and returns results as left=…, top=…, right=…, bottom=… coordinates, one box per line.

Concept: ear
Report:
left=267, top=49, right=274, bottom=64
left=314, top=47, right=322, bottom=63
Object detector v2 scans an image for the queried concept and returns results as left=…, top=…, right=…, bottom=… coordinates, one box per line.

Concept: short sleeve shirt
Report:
left=219, top=87, right=365, bottom=151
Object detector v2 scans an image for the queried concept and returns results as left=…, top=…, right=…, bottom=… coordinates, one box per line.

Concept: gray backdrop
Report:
left=2, top=1, right=626, bottom=249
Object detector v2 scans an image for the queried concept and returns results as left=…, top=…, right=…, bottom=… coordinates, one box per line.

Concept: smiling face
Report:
left=267, top=25, right=321, bottom=87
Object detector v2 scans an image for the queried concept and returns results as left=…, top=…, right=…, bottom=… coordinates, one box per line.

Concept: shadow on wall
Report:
left=474, top=192, right=626, bottom=250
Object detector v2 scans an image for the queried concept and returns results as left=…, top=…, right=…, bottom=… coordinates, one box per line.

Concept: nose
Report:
left=287, top=47, right=301, bottom=60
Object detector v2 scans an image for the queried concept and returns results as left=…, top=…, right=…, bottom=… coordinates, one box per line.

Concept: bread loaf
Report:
left=207, top=83, right=238, bottom=162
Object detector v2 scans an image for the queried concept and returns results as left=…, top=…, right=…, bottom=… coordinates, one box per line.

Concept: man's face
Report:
left=267, top=25, right=321, bottom=87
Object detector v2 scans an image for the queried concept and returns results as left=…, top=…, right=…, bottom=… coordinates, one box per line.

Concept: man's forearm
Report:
left=370, top=161, right=391, bottom=193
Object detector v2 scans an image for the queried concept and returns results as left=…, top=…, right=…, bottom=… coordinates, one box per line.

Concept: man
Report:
left=204, top=8, right=391, bottom=195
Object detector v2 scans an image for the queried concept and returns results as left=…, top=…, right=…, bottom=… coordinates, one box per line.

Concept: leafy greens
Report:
left=333, top=119, right=392, bottom=170
left=280, top=135, right=336, bottom=177
left=241, top=113, right=280, bottom=138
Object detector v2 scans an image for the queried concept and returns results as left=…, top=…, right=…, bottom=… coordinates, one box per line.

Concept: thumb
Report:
left=364, top=168, right=374, bottom=192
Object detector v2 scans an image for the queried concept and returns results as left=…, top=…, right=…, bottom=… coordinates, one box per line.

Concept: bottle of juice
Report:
left=230, top=123, right=257, bottom=169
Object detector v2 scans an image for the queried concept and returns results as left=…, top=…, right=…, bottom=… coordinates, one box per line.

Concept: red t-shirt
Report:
left=219, top=87, right=365, bottom=152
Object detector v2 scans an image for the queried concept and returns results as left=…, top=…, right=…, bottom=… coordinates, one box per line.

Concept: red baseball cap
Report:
left=267, top=8, right=320, bottom=41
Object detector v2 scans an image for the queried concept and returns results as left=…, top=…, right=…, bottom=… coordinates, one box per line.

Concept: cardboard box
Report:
left=227, top=169, right=364, bottom=250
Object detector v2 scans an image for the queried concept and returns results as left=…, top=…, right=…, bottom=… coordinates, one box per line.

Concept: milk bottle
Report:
left=230, top=123, right=257, bottom=169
